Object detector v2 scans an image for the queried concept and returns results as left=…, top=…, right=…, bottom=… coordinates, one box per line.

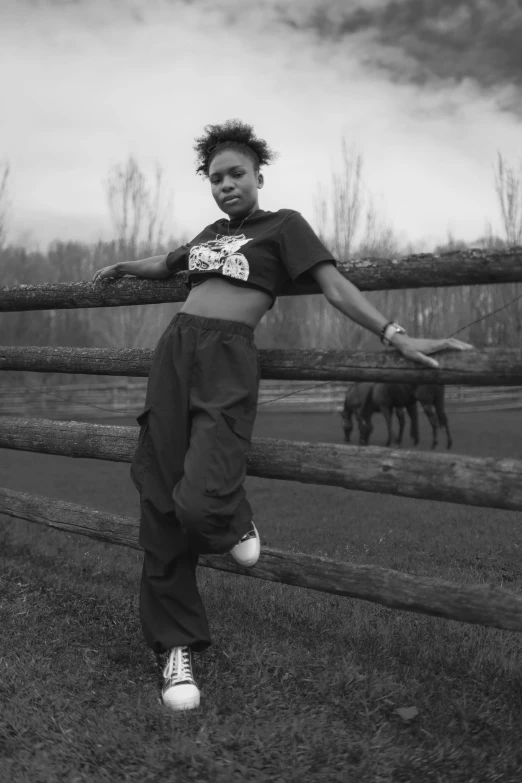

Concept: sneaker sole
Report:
left=162, top=694, right=200, bottom=711
left=233, top=554, right=260, bottom=567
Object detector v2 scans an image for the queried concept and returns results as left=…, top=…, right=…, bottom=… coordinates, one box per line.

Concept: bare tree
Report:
left=473, top=220, right=506, bottom=250
left=0, top=160, right=11, bottom=250
left=105, top=156, right=172, bottom=255
left=358, top=196, right=399, bottom=258
left=314, top=140, right=363, bottom=260
left=494, top=151, right=522, bottom=246
left=310, top=141, right=405, bottom=351
left=96, top=156, right=178, bottom=349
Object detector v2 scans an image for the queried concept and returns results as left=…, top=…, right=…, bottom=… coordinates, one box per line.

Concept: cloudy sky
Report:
left=2, top=0, right=522, bottom=250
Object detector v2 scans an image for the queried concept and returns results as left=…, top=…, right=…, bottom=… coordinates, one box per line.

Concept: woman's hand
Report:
left=92, top=263, right=124, bottom=283
left=92, top=255, right=171, bottom=281
left=390, top=335, right=474, bottom=368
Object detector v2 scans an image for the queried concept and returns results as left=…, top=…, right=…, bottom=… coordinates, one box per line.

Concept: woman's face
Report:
left=208, top=149, right=263, bottom=219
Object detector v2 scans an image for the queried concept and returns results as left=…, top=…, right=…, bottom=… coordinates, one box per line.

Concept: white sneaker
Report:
left=230, top=522, right=260, bottom=567
left=161, top=646, right=200, bottom=711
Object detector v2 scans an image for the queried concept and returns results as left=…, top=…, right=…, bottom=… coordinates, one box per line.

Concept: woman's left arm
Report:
left=310, top=262, right=473, bottom=368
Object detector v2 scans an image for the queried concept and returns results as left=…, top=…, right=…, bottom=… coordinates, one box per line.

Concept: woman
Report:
left=93, top=119, right=471, bottom=711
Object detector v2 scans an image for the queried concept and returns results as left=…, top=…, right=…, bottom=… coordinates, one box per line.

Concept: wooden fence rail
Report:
left=2, top=416, right=522, bottom=512
left=2, top=487, right=522, bottom=632
left=2, top=345, right=522, bottom=385
left=1, top=247, right=522, bottom=311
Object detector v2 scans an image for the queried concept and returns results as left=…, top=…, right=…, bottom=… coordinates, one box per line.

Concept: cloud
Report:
left=12, top=0, right=522, bottom=99
left=274, top=0, right=522, bottom=111
left=2, top=0, right=521, bottom=249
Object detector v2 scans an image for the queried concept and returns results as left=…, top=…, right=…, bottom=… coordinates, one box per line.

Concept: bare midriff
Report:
left=180, top=276, right=273, bottom=329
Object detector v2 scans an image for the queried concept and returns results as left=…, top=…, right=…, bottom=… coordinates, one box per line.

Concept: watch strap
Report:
left=381, top=322, right=406, bottom=345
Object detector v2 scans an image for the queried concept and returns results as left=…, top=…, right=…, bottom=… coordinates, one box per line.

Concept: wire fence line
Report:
left=1, top=379, right=522, bottom=418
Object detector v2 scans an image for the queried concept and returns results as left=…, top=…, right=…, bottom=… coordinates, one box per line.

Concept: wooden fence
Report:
left=2, top=247, right=522, bottom=632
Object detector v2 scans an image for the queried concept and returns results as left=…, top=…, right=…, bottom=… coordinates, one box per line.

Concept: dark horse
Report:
left=363, top=383, right=419, bottom=448
left=341, top=382, right=418, bottom=447
left=342, top=383, right=451, bottom=449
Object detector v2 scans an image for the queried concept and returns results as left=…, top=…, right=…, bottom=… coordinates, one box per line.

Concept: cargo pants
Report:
left=130, top=313, right=260, bottom=653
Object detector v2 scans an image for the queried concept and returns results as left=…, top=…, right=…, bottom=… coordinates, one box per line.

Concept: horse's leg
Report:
left=422, top=403, right=438, bottom=449
left=380, top=405, right=394, bottom=447
left=435, top=393, right=452, bottom=449
left=437, top=408, right=452, bottom=449
left=359, top=385, right=377, bottom=446
left=407, top=402, right=419, bottom=446
left=341, top=411, right=353, bottom=443
left=395, top=407, right=405, bottom=445
left=356, top=412, right=367, bottom=445
left=358, top=411, right=373, bottom=445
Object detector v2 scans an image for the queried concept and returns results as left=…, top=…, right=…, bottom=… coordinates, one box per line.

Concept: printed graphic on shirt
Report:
left=188, top=234, right=251, bottom=281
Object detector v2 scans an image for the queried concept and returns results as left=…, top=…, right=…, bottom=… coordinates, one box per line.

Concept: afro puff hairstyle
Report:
left=193, top=119, right=278, bottom=178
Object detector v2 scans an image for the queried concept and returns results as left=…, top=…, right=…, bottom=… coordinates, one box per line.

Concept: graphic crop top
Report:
left=164, top=208, right=337, bottom=310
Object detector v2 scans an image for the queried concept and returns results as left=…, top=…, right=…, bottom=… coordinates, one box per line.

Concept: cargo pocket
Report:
left=130, top=404, right=153, bottom=491
left=205, top=412, right=254, bottom=498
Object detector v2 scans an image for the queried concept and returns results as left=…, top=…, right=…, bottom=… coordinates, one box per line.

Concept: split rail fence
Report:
left=2, top=247, right=522, bottom=632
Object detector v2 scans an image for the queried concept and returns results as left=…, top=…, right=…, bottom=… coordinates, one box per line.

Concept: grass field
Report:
left=1, top=408, right=522, bottom=782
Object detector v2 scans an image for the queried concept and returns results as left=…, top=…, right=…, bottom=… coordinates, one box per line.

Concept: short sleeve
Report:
left=165, top=244, right=190, bottom=273
left=278, top=211, right=337, bottom=282
left=165, top=222, right=219, bottom=274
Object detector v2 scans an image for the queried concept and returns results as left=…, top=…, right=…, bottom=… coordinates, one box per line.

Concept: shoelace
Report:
left=163, top=646, right=194, bottom=685
left=239, top=528, right=256, bottom=543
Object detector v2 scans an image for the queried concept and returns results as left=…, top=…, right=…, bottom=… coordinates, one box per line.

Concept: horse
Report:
left=341, top=382, right=419, bottom=447
left=348, top=383, right=451, bottom=450
left=360, top=382, right=419, bottom=448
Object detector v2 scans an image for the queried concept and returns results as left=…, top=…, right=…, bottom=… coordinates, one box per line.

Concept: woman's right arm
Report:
left=93, top=254, right=172, bottom=282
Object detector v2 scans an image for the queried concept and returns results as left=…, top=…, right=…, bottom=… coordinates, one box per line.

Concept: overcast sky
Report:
left=2, top=0, right=522, bottom=251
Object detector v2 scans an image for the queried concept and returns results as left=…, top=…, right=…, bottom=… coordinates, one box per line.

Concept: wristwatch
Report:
left=380, top=321, right=406, bottom=345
